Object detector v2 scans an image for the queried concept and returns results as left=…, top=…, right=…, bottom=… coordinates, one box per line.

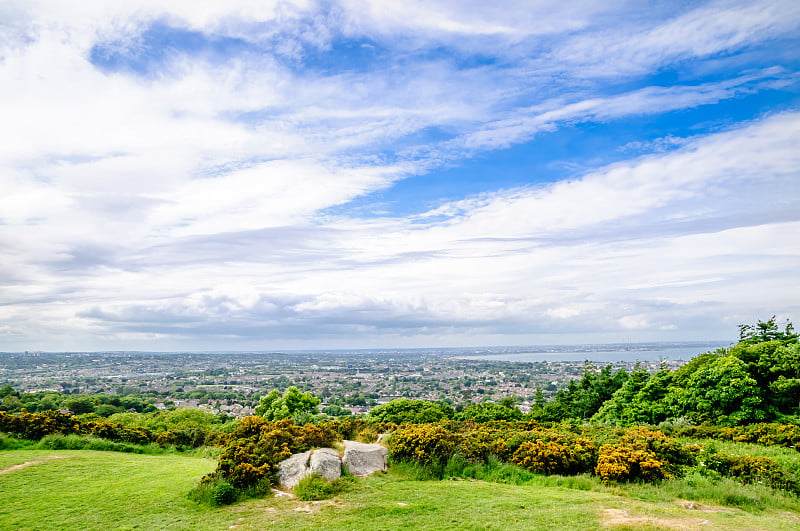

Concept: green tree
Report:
left=738, top=316, right=798, bottom=345
left=254, top=387, right=321, bottom=422
left=455, top=401, right=522, bottom=422
left=367, top=399, right=454, bottom=424
left=678, top=356, right=765, bottom=426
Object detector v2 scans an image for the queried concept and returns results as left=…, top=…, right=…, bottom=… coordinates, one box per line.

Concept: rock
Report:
left=342, top=440, right=388, bottom=476
left=310, top=448, right=342, bottom=481
left=277, top=450, right=311, bottom=488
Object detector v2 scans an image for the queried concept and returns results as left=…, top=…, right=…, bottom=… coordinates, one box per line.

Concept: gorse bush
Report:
left=389, top=424, right=460, bottom=466
left=511, top=438, right=595, bottom=475
left=0, top=408, right=224, bottom=450
left=595, top=444, right=666, bottom=483
left=213, top=417, right=340, bottom=489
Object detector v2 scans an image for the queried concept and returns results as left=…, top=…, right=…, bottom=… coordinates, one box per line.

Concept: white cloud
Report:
left=0, top=1, right=798, bottom=349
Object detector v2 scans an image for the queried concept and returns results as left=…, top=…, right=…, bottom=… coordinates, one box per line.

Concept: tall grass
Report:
left=0, top=433, right=37, bottom=450
left=621, top=469, right=800, bottom=513
left=34, top=433, right=221, bottom=456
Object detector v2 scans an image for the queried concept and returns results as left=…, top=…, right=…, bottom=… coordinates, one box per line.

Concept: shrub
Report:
left=368, top=399, right=454, bottom=424
left=595, top=444, right=666, bottom=483
left=389, top=424, right=460, bottom=466
left=294, top=473, right=353, bottom=501
left=511, top=438, right=595, bottom=475
left=704, top=453, right=799, bottom=494
left=188, top=476, right=238, bottom=506
left=211, top=481, right=236, bottom=505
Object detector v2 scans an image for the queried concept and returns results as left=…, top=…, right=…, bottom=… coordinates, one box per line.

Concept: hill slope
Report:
left=1, top=450, right=798, bottom=530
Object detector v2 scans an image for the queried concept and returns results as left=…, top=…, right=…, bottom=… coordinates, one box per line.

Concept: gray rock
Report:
left=277, top=450, right=311, bottom=488
left=310, top=448, right=342, bottom=481
left=342, top=440, right=388, bottom=476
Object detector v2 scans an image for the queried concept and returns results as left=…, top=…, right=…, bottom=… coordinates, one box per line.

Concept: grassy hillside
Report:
left=2, top=449, right=800, bottom=530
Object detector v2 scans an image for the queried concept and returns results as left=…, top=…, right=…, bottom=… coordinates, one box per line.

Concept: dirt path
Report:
left=0, top=456, right=67, bottom=475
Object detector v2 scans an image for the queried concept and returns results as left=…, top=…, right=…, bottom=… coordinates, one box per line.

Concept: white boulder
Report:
left=277, top=450, right=311, bottom=488
left=342, top=440, right=388, bottom=476
left=310, top=447, right=342, bottom=481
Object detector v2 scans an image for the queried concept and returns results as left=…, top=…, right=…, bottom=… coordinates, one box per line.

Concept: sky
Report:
left=1, top=0, right=799, bottom=352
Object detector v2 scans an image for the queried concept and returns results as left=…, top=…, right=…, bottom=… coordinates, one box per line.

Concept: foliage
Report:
left=255, top=387, right=321, bottom=424
left=511, top=438, right=595, bottom=475
left=703, top=453, right=799, bottom=494
left=455, top=401, right=522, bottom=422
left=672, top=422, right=800, bottom=449
left=0, top=408, right=227, bottom=450
left=389, top=424, right=460, bottom=466
left=213, top=417, right=339, bottom=490
left=367, top=399, right=454, bottom=424
left=738, top=316, right=798, bottom=345
left=294, top=473, right=354, bottom=501
left=679, top=356, right=765, bottom=426
left=536, top=364, right=628, bottom=421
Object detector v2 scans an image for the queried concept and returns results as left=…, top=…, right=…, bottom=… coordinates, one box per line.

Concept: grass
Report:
left=1, top=448, right=799, bottom=530
left=0, top=450, right=227, bottom=530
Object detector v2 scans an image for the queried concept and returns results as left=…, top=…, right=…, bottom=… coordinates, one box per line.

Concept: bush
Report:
left=595, top=443, right=666, bottom=483
left=188, top=476, right=239, bottom=506
left=389, top=424, right=460, bottom=466
left=211, top=481, right=236, bottom=505
left=511, top=438, right=595, bottom=475
left=368, top=399, right=454, bottom=424
left=704, top=453, right=799, bottom=494
left=294, top=474, right=353, bottom=501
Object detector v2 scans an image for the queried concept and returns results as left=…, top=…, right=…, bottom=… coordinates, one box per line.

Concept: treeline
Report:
left=0, top=387, right=158, bottom=416
left=538, top=317, right=799, bottom=426
left=0, top=407, right=235, bottom=449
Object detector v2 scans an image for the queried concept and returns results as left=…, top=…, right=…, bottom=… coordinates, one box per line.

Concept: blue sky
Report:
left=1, top=0, right=799, bottom=351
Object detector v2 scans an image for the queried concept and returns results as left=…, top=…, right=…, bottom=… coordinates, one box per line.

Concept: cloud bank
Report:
left=1, top=0, right=799, bottom=350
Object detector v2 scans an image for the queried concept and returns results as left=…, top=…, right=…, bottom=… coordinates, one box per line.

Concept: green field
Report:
left=1, top=449, right=799, bottom=530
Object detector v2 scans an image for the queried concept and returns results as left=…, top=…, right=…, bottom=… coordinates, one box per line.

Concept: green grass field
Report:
left=1, top=449, right=799, bottom=530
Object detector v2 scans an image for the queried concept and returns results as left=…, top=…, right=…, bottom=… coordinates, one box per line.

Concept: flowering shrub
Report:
left=595, top=444, right=666, bottom=483
left=511, top=438, right=594, bottom=475
left=389, top=424, right=460, bottom=465
left=214, top=417, right=339, bottom=489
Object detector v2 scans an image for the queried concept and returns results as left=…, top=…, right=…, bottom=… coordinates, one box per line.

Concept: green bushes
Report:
left=0, top=408, right=222, bottom=450
left=294, top=474, right=353, bottom=501
left=367, top=399, right=454, bottom=424
left=188, top=476, right=239, bottom=506
left=673, top=423, right=800, bottom=449
left=703, top=453, right=799, bottom=494
left=36, top=433, right=164, bottom=454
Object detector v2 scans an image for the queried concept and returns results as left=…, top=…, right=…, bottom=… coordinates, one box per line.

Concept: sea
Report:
left=456, top=342, right=730, bottom=363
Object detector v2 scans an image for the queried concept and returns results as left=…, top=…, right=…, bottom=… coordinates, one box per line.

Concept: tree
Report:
left=738, top=316, right=798, bottom=345
left=455, top=401, right=522, bottom=422
left=255, top=387, right=320, bottom=422
left=678, top=356, right=765, bottom=426
left=367, top=399, right=454, bottom=424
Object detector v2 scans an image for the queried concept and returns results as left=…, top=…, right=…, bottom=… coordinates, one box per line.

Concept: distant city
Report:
left=0, top=342, right=726, bottom=417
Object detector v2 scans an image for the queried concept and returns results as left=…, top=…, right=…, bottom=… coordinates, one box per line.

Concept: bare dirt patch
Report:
left=0, top=456, right=67, bottom=475
left=601, top=508, right=712, bottom=530
left=676, top=500, right=735, bottom=514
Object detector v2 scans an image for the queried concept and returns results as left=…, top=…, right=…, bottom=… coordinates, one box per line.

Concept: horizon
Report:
left=1, top=1, right=799, bottom=351
left=2, top=339, right=730, bottom=356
